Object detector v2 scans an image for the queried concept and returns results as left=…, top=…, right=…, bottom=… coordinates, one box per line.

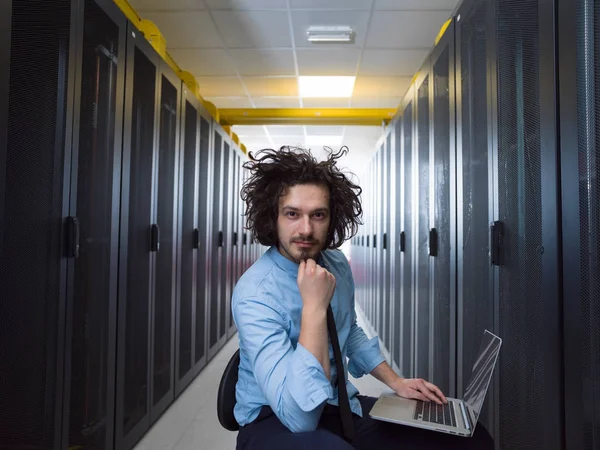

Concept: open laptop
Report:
left=369, top=330, right=502, bottom=437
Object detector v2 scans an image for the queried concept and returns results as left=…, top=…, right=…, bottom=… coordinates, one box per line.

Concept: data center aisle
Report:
left=134, top=307, right=387, bottom=450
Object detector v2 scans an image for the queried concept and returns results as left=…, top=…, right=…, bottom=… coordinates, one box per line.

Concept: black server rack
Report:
left=175, top=85, right=211, bottom=397
left=64, top=1, right=126, bottom=448
left=428, top=20, right=456, bottom=398
left=455, top=0, right=496, bottom=434
left=392, top=118, right=403, bottom=372
left=383, top=133, right=393, bottom=358
left=195, top=114, right=211, bottom=376
left=559, top=1, right=600, bottom=449
left=220, top=139, right=232, bottom=342
left=115, top=20, right=160, bottom=450
left=0, top=1, right=78, bottom=447
left=414, top=68, right=431, bottom=382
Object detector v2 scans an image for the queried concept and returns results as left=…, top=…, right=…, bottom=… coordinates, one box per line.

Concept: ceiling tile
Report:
left=305, top=126, right=345, bottom=136
left=229, top=49, right=296, bottom=76
left=252, top=97, right=301, bottom=107
left=197, top=77, right=247, bottom=96
left=266, top=125, right=306, bottom=135
left=203, top=96, right=254, bottom=108
left=239, top=137, right=274, bottom=151
left=140, top=11, right=224, bottom=48
left=352, top=76, right=411, bottom=98
left=130, top=0, right=205, bottom=10
left=232, top=125, right=268, bottom=137
left=296, top=49, right=360, bottom=76
left=291, top=0, right=373, bottom=9
left=212, top=11, right=292, bottom=48
left=271, top=136, right=307, bottom=148
left=168, top=49, right=236, bottom=76
left=375, top=0, right=459, bottom=10
left=204, top=0, right=288, bottom=9
left=358, top=49, right=428, bottom=76
left=350, top=97, right=403, bottom=108
left=292, top=10, right=370, bottom=49
left=301, top=98, right=351, bottom=108
left=366, top=10, right=451, bottom=48
left=243, top=77, right=299, bottom=97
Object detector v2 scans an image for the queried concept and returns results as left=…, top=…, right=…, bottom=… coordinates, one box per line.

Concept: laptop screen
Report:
left=463, top=330, right=502, bottom=423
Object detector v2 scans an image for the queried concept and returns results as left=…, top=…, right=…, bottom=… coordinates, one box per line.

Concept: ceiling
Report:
left=128, top=0, right=459, bottom=177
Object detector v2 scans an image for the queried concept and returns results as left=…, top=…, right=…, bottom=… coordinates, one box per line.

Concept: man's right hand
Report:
left=297, top=259, right=336, bottom=312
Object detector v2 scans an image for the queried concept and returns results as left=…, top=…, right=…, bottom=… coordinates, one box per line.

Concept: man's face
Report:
left=276, top=183, right=330, bottom=263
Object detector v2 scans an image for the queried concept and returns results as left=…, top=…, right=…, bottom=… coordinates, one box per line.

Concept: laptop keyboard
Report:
left=413, top=400, right=457, bottom=428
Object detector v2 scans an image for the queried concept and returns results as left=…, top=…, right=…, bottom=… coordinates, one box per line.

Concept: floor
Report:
left=134, top=307, right=388, bottom=450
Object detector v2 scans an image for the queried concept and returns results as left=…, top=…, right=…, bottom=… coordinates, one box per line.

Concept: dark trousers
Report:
left=236, top=396, right=494, bottom=450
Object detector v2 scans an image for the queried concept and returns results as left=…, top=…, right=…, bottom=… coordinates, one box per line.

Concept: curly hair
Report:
left=240, top=146, right=363, bottom=249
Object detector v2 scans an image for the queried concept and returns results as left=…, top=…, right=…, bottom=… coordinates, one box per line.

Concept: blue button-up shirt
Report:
left=232, top=246, right=385, bottom=433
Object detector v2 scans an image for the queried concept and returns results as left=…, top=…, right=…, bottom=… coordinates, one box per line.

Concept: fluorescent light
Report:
left=307, top=26, right=355, bottom=43
left=298, top=76, right=355, bottom=98
left=305, top=135, right=343, bottom=147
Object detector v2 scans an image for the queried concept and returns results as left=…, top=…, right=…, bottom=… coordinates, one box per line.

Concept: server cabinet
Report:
left=116, top=22, right=161, bottom=450
left=493, top=0, right=562, bottom=448
left=559, top=2, right=600, bottom=449
left=398, top=87, right=416, bottom=379
left=152, top=63, right=181, bottom=422
left=208, top=125, right=227, bottom=360
left=64, top=1, right=126, bottom=448
left=392, top=117, right=404, bottom=371
left=455, top=0, right=496, bottom=433
left=195, top=114, right=211, bottom=374
left=383, top=133, right=393, bottom=357
left=0, top=1, right=77, bottom=447
left=227, top=149, right=240, bottom=339
left=221, top=139, right=233, bottom=341
left=428, top=20, right=456, bottom=398
left=413, top=68, right=431, bottom=382
left=175, top=86, right=210, bottom=396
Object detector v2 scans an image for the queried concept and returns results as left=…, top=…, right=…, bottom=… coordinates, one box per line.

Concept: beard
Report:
left=278, top=236, right=322, bottom=263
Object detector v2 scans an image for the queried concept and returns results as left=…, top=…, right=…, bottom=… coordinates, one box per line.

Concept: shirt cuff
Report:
left=287, top=343, right=334, bottom=412
left=348, top=336, right=385, bottom=378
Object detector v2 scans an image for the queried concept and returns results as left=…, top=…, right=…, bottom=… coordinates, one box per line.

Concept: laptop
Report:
left=369, top=330, right=502, bottom=437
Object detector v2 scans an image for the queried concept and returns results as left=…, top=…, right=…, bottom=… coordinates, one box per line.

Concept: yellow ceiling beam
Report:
left=219, top=108, right=396, bottom=126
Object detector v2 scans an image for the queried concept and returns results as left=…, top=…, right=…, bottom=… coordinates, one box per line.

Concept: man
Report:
left=232, top=147, right=492, bottom=449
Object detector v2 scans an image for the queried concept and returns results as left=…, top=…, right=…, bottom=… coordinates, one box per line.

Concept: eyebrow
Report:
left=281, top=206, right=329, bottom=214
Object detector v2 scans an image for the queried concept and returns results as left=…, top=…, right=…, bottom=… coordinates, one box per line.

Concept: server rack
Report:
left=0, top=1, right=78, bottom=447
left=115, top=20, right=161, bottom=450
left=558, top=1, right=599, bottom=449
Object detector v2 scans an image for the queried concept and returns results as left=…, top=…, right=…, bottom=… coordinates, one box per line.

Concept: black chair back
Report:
left=217, top=348, right=241, bottom=431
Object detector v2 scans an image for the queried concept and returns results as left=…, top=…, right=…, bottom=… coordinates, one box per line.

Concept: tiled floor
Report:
left=134, top=307, right=388, bottom=450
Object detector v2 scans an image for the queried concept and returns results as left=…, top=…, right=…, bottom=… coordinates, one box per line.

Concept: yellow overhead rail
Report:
left=219, top=108, right=396, bottom=127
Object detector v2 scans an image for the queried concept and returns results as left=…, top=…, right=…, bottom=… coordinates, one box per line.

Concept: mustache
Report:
left=292, top=237, right=317, bottom=243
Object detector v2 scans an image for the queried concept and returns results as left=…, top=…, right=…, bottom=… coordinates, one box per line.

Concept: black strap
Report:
left=327, top=305, right=355, bottom=442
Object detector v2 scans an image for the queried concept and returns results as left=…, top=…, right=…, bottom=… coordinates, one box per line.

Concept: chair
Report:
left=217, top=348, right=241, bottom=431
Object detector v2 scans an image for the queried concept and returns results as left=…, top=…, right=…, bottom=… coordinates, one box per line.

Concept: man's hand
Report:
left=390, top=377, right=448, bottom=405
left=297, top=259, right=336, bottom=312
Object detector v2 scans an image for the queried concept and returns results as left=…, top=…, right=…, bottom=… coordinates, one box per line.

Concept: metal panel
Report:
left=64, top=1, right=126, bottom=447
left=0, top=1, right=77, bottom=447
left=384, top=133, right=393, bottom=356
left=559, top=0, right=600, bottom=448
left=392, top=117, right=403, bottom=370
left=115, top=21, right=160, bottom=450
left=429, top=20, right=455, bottom=398
left=455, top=0, right=495, bottom=434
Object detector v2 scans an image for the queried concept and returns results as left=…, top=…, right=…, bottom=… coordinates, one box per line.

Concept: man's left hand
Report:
left=390, top=377, right=448, bottom=405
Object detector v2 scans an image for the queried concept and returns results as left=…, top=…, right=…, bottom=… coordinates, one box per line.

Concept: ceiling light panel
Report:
left=298, top=76, right=355, bottom=98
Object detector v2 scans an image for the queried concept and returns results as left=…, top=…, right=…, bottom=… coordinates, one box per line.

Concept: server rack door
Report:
left=384, top=133, right=393, bottom=357
left=401, top=96, right=415, bottom=378
left=494, top=0, right=562, bottom=448
left=175, top=89, right=200, bottom=397
left=208, top=129, right=225, bottom=359
left=221, top=142, right=232, bottom=341
left=414, top=69, right=431, bottom=381
left=227, top=151, right=238, bottom=338
left=559, top=0, right=600, bottom=448
left=428, top=22, right=455, bottom=398
left=455, top=0, right=495, bottom=434
left=377, top=149, right=383, bottom=337
left=392, top=118, right=403, bottom=370
left=0, top=1, right=77, bottom=447
left=115, top=24, right=160, bottom=450
left=194, top=115, right=211, bottom=373
left=151, top=67, right=181, bottom=422
left=65, top=1, right=125, bottom=448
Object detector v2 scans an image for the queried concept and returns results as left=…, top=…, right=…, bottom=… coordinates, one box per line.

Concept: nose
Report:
left=298, top=215, right=313, bottom=236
